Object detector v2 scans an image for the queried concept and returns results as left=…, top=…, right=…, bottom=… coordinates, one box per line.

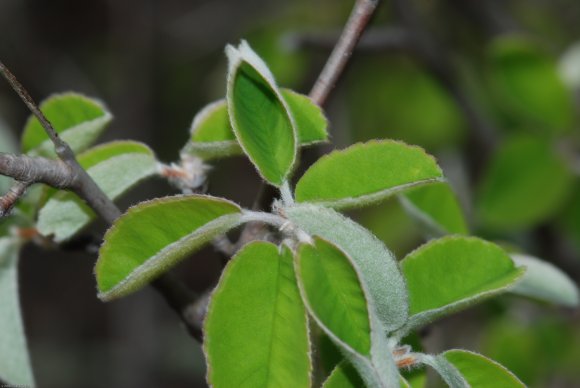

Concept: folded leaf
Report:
left=419, top=354, right=468, bottom=388
left=285, top=204, right=408, bottom=331
left=0, top=238, right=35, bottom=387
left=444, top=350, right=525, bottom=387
left=204, top=242, right=310, bottom=388
left=226, top=41, right=297, bottom=186
left=399, top=182, right=469, bottom=236
left=296, top=237, right=399, bottom=387
left=21, top=93, right=112, bottom=157
left=477, top=135, right=574, bottom=231
left=398, top=236, right=525, bottom=335
left=295, top=140, right=443, bottom=209
left=510, top=253, right=579, bottom=307
left=37, top=141, right=158, bottom=242
left=185, top=89, right=327, bottom=160
left=95, top=195, right=242, bottom=300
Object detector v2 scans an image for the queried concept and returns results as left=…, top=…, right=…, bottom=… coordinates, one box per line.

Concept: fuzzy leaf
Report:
left=0, top=238, right=35, bottom=387
left=285, top=204, right=408, bottom=331
left=296, top=237, right=400, bottom=387
left=185, top=89, right=327, bottom=160
left=477, top=135, right=574, bottom=231
left=95, top=195, right=242, bottom=300
left=420, top=354, right=468, bottom=388
left=444, top=350, right=525, bottom=387
left=295, top=140, right=443, bottom=209
left=510, top=253, right=579, bottom=307
left=226, top=41, right=297, bottom=186
left=37, top=141, right=158, bottom=242
left=204, top=242, right=310, bottom=388
left=487, top=36, right=574, bottom=134
left=399, top=182, right=469, bottom=236
left=21, top=93, right=112, bottom=157
left=399, top=236, right=525, bottom=334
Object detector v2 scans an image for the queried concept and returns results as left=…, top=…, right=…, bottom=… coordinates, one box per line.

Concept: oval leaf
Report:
left=477, top=135, right=574, bottom=231
left=285, top=204, right=408, bottom=331
left=444, top=350, right=525, bottom=387
left=37, top=141, right=159, bottom=242
left=95, top=195, right=242, bottom=300
left=295, top=140, right=444, bottom=209
left=21, top=93, right=112, bottom=157
left=399, top=182, right=469, bottom=237
left=399, top=236, right=525, bottom=334
left=0, top=238, right=35, bottom=387
left=204, top=242, right=311, bottom=388
left=510, top=253, right=579, bottom=307
left=185, top=89, right=327, bottom=160
left=226, top=41, right=297, bottom=186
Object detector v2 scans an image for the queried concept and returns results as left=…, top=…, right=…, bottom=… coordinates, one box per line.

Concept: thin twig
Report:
left=0, top=181, right=30, bottom=217
left=309, top=0, right=381, bottom=106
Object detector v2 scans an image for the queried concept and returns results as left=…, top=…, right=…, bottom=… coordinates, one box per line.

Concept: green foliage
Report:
left=295, top=140, right=444, bottom=209
left=21, top=93, right=112, bottom=157
left=322, top=361, right=364, bottom=388
left=204, top=242, right=310, bottom=388
left=443, top=350, right=525, bottom=387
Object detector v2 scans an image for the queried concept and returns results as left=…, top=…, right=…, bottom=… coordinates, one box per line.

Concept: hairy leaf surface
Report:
left=444, top=350, right=525, bottom=387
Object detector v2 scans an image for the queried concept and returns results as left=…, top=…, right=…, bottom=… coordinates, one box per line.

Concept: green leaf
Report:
left=285, top=204, right=408, bottom=331
left=322, top=361, right=364, bottom=388
left=399, top=182, right=469, bottom=237
left=419, top=354, right=468, bottom=388
left=21, top=93, right=112, bottom=157
left=204, top=242, right=310, bottom=388
left=36, top=141, right=159, bottom=242
left=95, top=195, right=242, bottom=301
left=487, top=36, right=574, bottom=134
left=443, top=350, right=525, bottom=387
left=295, top=140, right=444, bottom=209
left=226, top=41, right=297, bottom=186
left=296, top=237, right=399, bottom=387
left=185, top=89, right=327, bottom=160
left=399, top=236, right=525, bottom=334
left=510, top=253, right=579, bottom=307
left=0, top=238, right=35, bottom=387
left=477, top=135, right=574, bottom=231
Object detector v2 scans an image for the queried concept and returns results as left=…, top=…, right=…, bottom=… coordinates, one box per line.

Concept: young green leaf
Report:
left=419, top=354, right=468, bottom=388
left=21, top=93, right=112, bottom=157
left=477, top=135, right=574, bottom=231
left=510, top=253, right=579, bottom=307
left=204, top=242, right=310, bottom=388
left=0, top=238, right=35, bottom=388
left=487, top=36, right=574, bottom=134
left=322, top=361, right=364, bottom=388
left=399, top=182, right=469, bottom=237
left=285, top=204, right=408, bottom=331
left=398, top=236, right=525, bottom=335
left=443, top=350, right=525, bottom=387
left=95, top=195, right=242, bottom=301
left=185, top=89, right=328, bottom=160
left=37, top=141, right=159, bottom=242
left=296, top=237, right=400, bottom=387
left=295, top=140, right=444, bottom=209
left=226, top=41, right=297, bottom=186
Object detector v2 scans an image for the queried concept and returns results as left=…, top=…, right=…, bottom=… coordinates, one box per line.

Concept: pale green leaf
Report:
left=204, top=242, right=310, bottom=388
left=285, top=204, right=408, bottom=331
left=296, top=237, right=400, bottom=387
left=95, top=195, right=242, bottom=300
left=226, top=41, right=297, bottom=186
left=295, top=140, right=444, bottom=209
left=37, top=141, right=159, bottom=242
left=487, top=36, right=574, bottom=134
left=185, top=89, right=327, bottom=160
left=443, top=350, right=525, bottom=387
left=419, top=354, right=468, bottom=388
left=399, top=182, right=469, bottom=237
left=477, top=135, right=574, bottom=231
left=510, top=253, right=579, bottom=307
left=398, top=236, right=525, bottom=335
left=21, top=93, right=112, bottom=157
left=0, top=237, right=35, bottom=387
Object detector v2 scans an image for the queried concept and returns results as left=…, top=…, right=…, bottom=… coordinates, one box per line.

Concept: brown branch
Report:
left=309, top=0, right=381, bottom=106
left=0, top=181, right=30, bottom=217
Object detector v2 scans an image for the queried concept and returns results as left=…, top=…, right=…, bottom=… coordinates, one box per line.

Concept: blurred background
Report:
left=1, top=0, right=579, bottom=387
